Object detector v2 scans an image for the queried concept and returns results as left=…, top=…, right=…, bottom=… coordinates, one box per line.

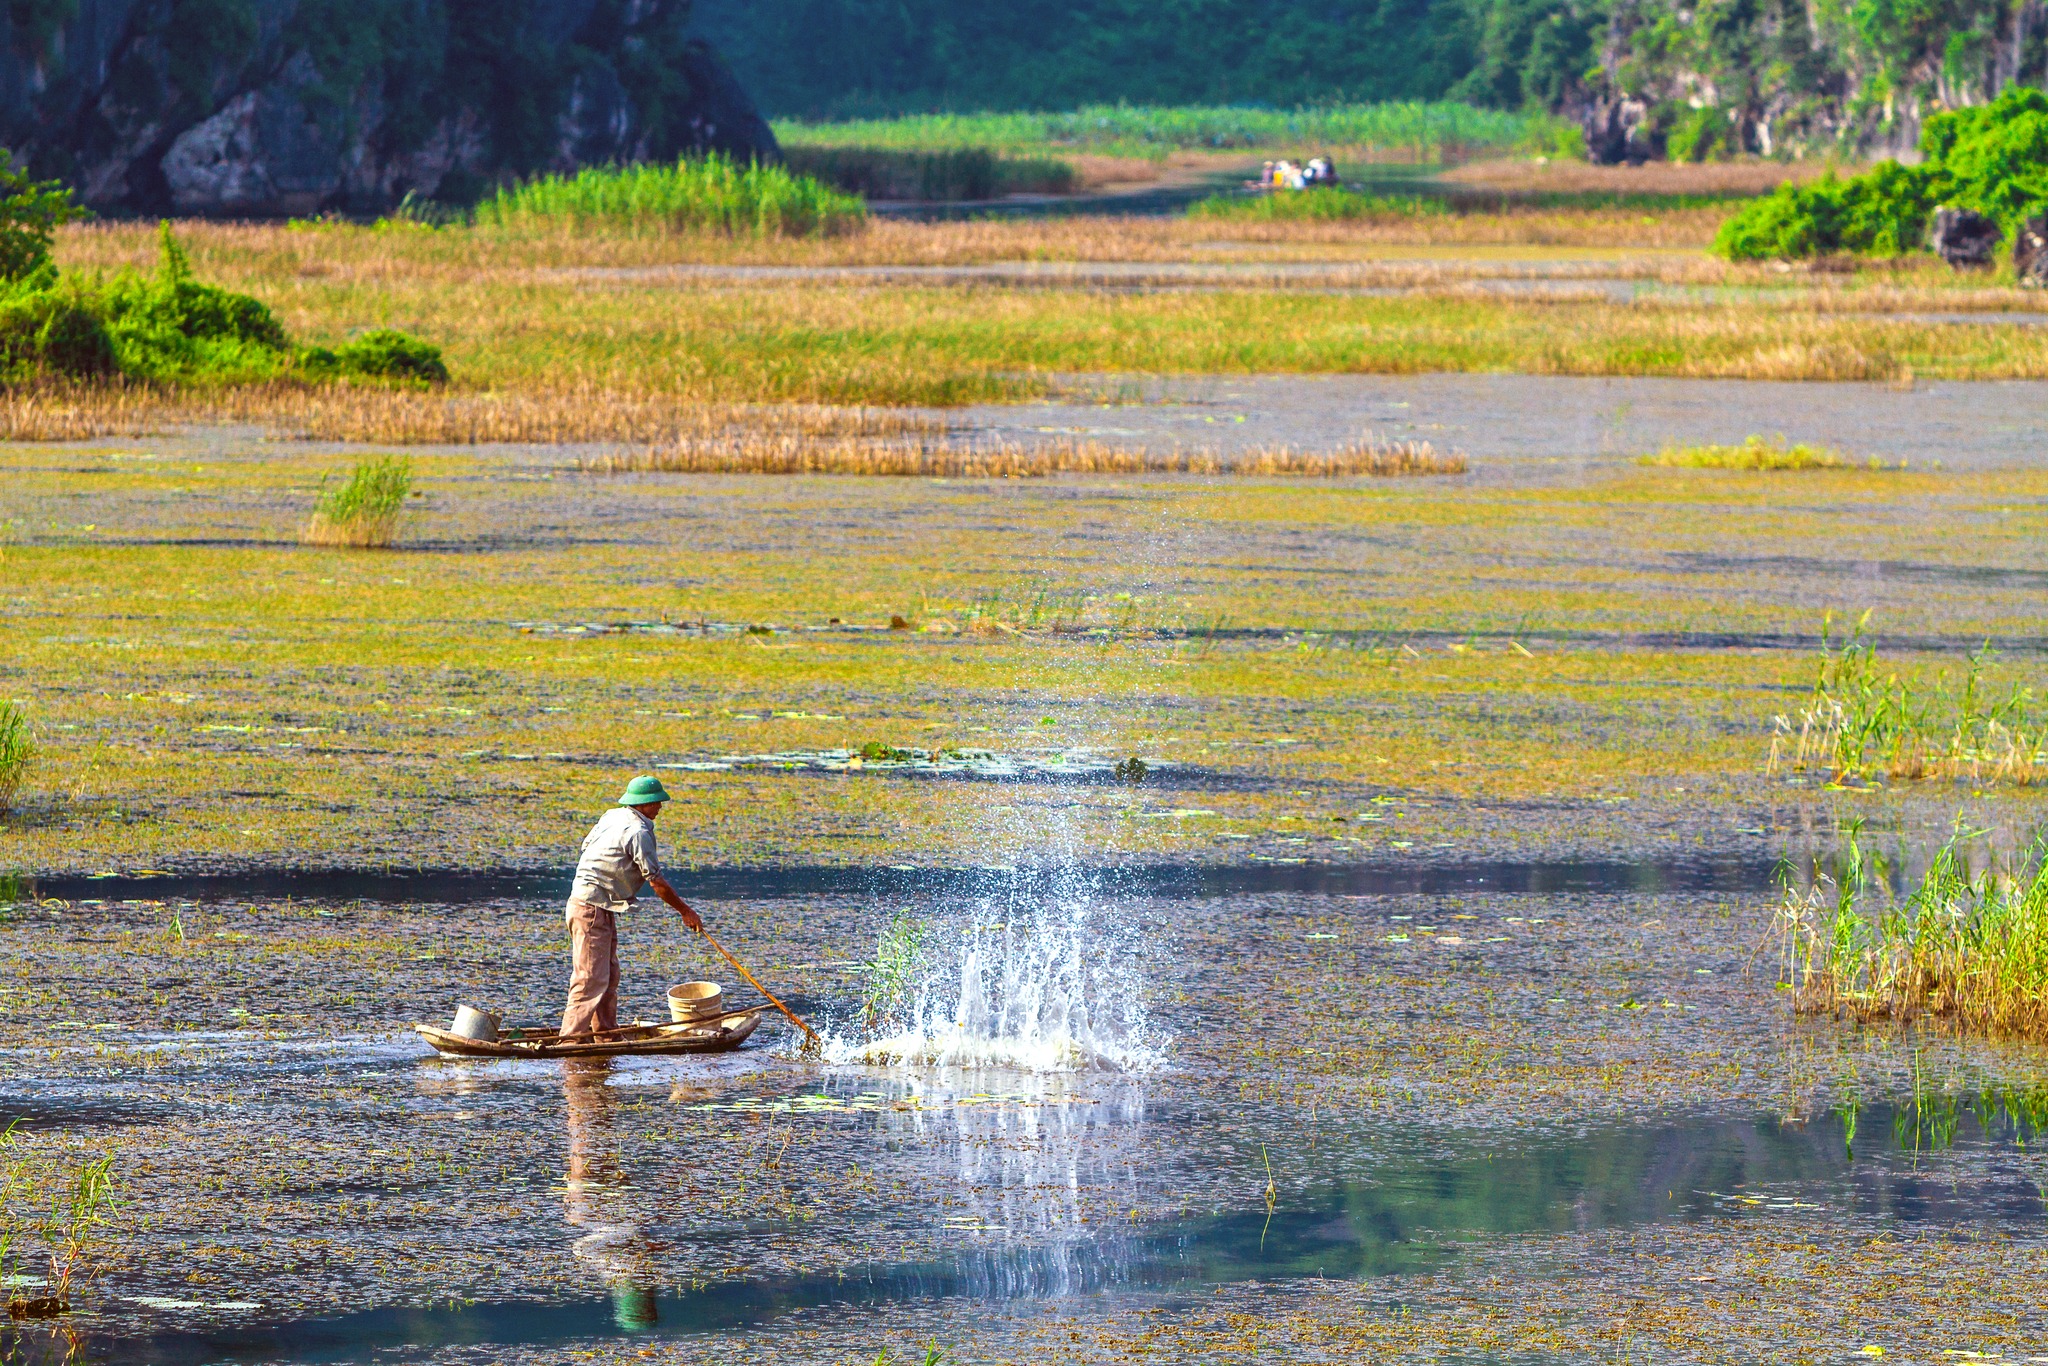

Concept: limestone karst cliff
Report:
left=0, top=0, right=777, bottom=215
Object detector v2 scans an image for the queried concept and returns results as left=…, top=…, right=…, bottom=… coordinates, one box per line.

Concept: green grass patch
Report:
left=472, top=154, right=866, bottom=238
left=773, top=101, right=1565, bottom=162
left=1639, top=436, right=1860, bottom=470
left=1188, top=188, right=1451, bottom=222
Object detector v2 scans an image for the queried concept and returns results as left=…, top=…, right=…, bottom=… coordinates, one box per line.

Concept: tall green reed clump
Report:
left=474, top=155, right=866, bottom=237
left=1768, top=613, right=2044, bottom=785
left=775, top=101, right=1564, bottom=162
left=858, top=910, right=929, bottom=1036
left=1777, top=824, right=2048, bottom=1040
left=303, top=456, right=412, bottom=548
left=0, top=701, right=30, bottom=818
left=2, top=1119, right=119, bottom=1317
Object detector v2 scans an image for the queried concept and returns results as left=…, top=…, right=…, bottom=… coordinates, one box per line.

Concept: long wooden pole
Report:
left=689, top=918, right=821, bottom=1049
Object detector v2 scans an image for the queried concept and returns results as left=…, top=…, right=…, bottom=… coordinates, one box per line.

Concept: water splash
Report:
left=825, top=901, right=1165, bottom=1073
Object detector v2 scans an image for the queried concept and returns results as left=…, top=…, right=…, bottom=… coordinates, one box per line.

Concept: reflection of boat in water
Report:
left=415, top=1009, right=763, bottom=1058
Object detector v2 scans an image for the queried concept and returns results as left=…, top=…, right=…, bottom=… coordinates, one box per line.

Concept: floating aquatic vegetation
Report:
left=656, top=747, right=1176, bottom=784
left=1768, top=615, right=2044, bottom=786
left=1775, top=822, right=2048, bottom=1041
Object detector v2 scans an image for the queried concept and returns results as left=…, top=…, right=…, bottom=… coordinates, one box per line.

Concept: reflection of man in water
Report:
left=561, top=1060, right=657, bottom=1331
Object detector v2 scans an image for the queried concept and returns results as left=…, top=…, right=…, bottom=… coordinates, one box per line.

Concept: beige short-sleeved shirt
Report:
left=570, top=806, right=662, bottom=913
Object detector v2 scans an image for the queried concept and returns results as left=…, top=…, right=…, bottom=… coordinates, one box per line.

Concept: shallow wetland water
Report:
left=6, top=371, right=2048, bottom=1361
left=7, top=877, right=2048, bottom=1364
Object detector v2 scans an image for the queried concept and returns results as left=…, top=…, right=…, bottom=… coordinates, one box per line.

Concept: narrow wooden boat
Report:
left=415, top=1007, right=765, bottom=1059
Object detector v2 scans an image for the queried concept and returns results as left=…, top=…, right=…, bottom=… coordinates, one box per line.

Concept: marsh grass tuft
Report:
left=1768, top=616, right=2044, bottom=785
left=1639, top=435, right=1864, bottom=470
left=1, top=1121, right=118, bottom=1318
left=0, top=701, right=31, bottom=818
left=857, top=910, right=929, bottom=1036
left=1777, top=824, right=2048, bottom=1041
left=303, top=456, right=413, bottom=548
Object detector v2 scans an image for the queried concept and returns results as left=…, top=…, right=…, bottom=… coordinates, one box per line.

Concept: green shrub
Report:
left=0, top=150, right=83, bottom=283
left=302, top=329, right=449, bottom=384
left=1714, top=162, right=1941, bottom=260
left=1921, top=87, right=2048, bottom=227
left=1715, top=87, right=2048, bottom=260
left=1667, top=106, right=1738, bottom=164
left=305, top=456, right=413, bottom=548
left=0, top=701, right=32, bottom=818
left=76, top=222, right=296, bottom=381
left=474, top=154, right=866, bottom=237
left=0, top=222, right=447, bottom=387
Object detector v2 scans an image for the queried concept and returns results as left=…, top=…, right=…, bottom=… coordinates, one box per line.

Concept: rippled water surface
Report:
left=8, top=877, right=2048, bottom=1364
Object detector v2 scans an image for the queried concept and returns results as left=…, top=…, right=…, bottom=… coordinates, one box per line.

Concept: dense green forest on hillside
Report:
left=692, top=0, right=2048, bottom=161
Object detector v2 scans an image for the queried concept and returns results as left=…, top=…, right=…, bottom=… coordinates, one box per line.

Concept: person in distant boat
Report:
left=1305, top=156, right=1338, bottom=187
left=561, top=776, right=703, bottom=1037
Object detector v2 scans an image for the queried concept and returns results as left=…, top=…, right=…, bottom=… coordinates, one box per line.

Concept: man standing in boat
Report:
left=562, top=775, right=703, bottom=1037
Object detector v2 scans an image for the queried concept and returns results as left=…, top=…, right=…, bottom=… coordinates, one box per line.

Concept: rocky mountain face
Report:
left=1575, top=0, right=2048, bottom=163
left=0, top=0, right=778, bottom=216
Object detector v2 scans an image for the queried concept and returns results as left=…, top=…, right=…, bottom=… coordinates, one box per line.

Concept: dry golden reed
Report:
left=0, top=380, right=951, bottom=446
left=587, top=432, right=1467, bottom=477
left=300, top=511, right=400, bottom=548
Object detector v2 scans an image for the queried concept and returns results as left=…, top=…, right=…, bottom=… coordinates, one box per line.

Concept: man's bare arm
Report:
left=648, top=873, right=702, bottom=930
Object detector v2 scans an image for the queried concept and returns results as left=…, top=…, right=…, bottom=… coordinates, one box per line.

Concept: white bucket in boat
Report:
left=450, top=1004, right=500, bottom=1041
left=668, top=981, right=723, bottom=1023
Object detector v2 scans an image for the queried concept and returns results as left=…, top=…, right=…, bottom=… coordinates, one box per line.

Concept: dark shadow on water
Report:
left=30, top=855, right=1782, bottom=906
left=68, top=1100, right=2045, bottom=1363
left=1663, top=551, right=2048, bottom=594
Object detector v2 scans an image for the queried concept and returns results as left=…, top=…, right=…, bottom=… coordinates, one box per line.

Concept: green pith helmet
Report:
left=617, top=775, right=673, bottom=808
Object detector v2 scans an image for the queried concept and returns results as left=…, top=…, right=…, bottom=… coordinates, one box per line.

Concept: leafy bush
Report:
left=474, top=154, right=866, bottom=237
left=0, top=701, right=32, bottom=818
left=0, top=150, right=83, bottom=284
left=1715, top=87, right=2048, bottom=260
left=304, top=456, right=414, bottom=548
left=302, top=329, right=450, bottom=384
left=1714, top=163, right=1941, bottom=260
left=0, top=222, right=446, bottom=386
